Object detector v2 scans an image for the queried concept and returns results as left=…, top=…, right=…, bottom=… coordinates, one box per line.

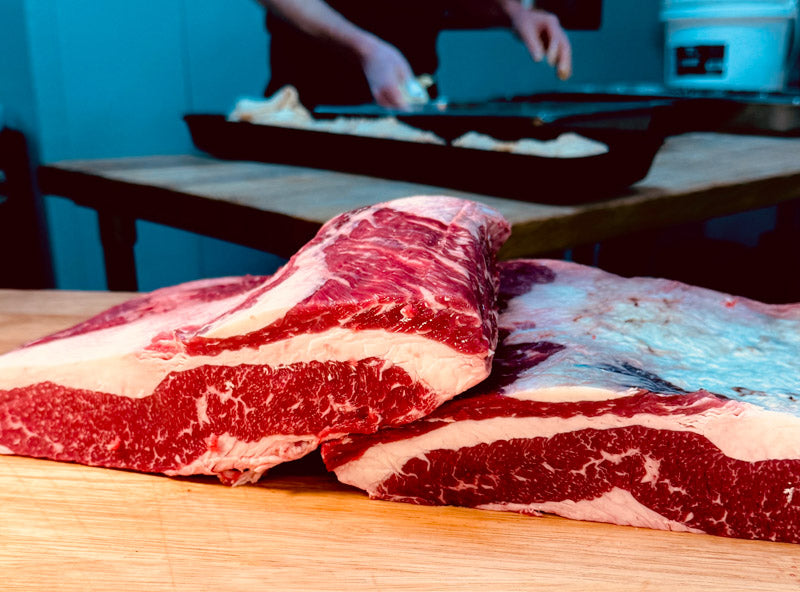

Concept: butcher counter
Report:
left=37, top=132, right=800, bottom=291
left=1, top=289, right=799, bottom=591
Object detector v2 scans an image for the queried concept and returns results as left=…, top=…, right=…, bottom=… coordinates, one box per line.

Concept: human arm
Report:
left=500, top=0, right=573, bottom=79
left=257, top=0, right=416, bottom=108
left=453, top=0, right=573, bottom=80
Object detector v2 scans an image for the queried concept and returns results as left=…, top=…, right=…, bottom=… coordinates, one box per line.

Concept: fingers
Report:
left=521, top=21, right=546, bottom=63
left=362, top=39, right=414, bottom=109
left=375, top=84, right=408, bottom=110
left=545, top=25, right=561, bottom=66
left=373, top=65, right=413, bottom=109
left=543, top=22, right=572, bottom=79
left=556, top=41, right=572, bottom=80
left=512, top=8, right=573, bottom=80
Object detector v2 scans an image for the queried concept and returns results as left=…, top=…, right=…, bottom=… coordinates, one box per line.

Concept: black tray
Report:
left=184, top=114, right=665, bottom=205
left=314, top=95, right=675, bottom=140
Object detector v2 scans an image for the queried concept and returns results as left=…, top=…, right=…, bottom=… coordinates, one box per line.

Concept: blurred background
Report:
left=0, top=0, right=798, bottom=296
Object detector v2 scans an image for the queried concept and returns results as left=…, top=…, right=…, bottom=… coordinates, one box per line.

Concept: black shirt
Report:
left=265, top=0, right=448, bottom=108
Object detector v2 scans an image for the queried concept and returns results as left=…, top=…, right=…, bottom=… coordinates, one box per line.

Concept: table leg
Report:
left=98, top=212, right=138, bottom=291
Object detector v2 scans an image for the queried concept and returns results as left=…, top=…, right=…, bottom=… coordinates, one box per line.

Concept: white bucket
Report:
left=661, top=0, right=799, bottom=91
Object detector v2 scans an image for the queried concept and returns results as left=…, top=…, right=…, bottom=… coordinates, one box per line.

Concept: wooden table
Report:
left=38, top=133, right=800, bottom=291
left=1, top=289, right=799, bottom=590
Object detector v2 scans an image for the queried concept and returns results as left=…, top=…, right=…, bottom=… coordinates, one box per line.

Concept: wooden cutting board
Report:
left=1, top=289, right=798, bottom=591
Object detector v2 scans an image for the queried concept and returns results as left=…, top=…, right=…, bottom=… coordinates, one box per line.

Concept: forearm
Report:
left=491, top=0, right=543, bottom=25
left=257, top=0, right=379, bottom=62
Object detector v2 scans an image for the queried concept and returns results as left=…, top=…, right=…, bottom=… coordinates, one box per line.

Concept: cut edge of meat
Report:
left=326, top=390, right=800, bottom=488
left=0, top=195, right=510, bottom=484
left=321, top=258, right=800, bottom=543
left=324, top=389, right=800, bottom=542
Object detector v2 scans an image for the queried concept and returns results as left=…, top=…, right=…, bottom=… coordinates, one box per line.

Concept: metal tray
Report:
left=184, top=114, right=665, bottom=205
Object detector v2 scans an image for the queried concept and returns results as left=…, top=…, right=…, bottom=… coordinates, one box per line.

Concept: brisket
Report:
left=323, top=259, right=800, bottom=543
left=0, top=196, right=509, bottom=485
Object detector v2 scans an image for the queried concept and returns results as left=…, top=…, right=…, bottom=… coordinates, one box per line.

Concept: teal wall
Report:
left=4, top=0, right=284, bottom=291
left=0, top=1, right=37, bottom=134
left=2, top=0, right=665, bottom=291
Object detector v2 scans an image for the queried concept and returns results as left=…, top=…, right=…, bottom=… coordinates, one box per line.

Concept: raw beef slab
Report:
left=324, top=259, right=800, bottom=543
left=0, top=196, right=510, bottom=485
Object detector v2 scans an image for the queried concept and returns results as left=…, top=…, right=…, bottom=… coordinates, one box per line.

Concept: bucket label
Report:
left=675, top=45, right=726, bottom=76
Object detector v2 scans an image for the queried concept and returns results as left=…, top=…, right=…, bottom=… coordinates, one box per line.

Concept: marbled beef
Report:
left=0, top=196, right=509, bottom=485
left=323, top=259, right=800, bottom=543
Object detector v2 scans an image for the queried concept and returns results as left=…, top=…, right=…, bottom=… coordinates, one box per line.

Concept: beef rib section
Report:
left=0, top=196, right=510, bottom=485
left=323, top=259, right=800, bottom=543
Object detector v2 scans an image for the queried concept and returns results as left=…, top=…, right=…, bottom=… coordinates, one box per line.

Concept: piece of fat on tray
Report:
left=228, top=85, right=444, bottom=144
left=452, top=131, right=608, bottom=158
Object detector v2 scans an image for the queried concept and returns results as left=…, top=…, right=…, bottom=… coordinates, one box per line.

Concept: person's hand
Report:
left=503, top=2, right=573, bottom=80
left=359, top=37, right=416, bottom=109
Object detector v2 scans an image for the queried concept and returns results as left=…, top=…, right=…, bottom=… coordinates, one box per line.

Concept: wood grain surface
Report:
left=1, top=289, right=799, bottom=591
left=40, top=132, right=800, bottom=260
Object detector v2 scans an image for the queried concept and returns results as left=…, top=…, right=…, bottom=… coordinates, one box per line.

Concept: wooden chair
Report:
left=0, top=127, right=55, bottom=288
